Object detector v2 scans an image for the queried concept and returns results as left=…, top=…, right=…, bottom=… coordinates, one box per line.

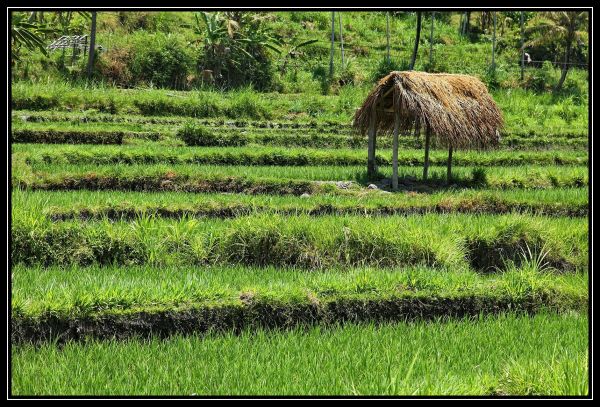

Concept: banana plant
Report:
left=11, top=13, right=56, bottom=63
left=279, top=38, right=319, bottom=73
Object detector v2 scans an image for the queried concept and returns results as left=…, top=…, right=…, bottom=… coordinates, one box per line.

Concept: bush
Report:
left=524, top=61, right=556, bottom=92
left=12, top=129, right=124, bottom=145
left=95, top=46, right=134, bottom=88
left=130, top=36, right=192, bottom=89
left=133, top=93, right=221, bottom=117
left=177, top=122, right=248, bottom=146
left=228, top=90, right=271, bottom=119
left=178, top=122, right=216, bottom=146
left=369, top=58, right=406, bottom=83
left=311, top=64, right=333, bottom=95
left=198, top=33, right=277, bottom=92
left=12, top=94, right=60, bottom=110
left=471, top=168, right=488, bottom=187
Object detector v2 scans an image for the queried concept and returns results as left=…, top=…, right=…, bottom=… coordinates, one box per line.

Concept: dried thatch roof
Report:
left=353, top=71, right=504, bottom=149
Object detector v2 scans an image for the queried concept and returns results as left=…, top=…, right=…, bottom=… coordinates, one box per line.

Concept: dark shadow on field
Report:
left=14, top=296, right=567, bottom=346
left=353, top=168, right=488, bottom=193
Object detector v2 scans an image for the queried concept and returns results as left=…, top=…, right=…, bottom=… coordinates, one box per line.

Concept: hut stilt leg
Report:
left=423, top=126, right=431, bottom=181
left=367, top=107, right=377, bottom=179
left=392, top=111, right=400, bottom=190
left=447, top=146, right=453, bottom=184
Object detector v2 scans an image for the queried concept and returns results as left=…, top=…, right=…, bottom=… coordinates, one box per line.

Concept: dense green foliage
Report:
left=11, top=11, right=589, bottom=95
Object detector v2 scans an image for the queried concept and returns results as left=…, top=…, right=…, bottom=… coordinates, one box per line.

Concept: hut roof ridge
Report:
left=353, top=71, right=503, bottom=149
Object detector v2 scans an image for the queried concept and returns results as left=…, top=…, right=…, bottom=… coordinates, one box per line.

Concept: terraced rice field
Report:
left=10, top=92, right=589, bottom=396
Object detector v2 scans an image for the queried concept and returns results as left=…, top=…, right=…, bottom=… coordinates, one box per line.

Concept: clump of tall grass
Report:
left=176, top=122, right=248, bottom=147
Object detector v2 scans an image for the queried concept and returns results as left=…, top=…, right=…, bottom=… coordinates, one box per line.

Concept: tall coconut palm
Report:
left=408, top=12, right=422, bottom=71
left=525, top=11, right=588, bottom=91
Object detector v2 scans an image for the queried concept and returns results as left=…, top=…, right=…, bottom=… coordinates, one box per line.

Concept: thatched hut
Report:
left=353, top=71, right=503, bottom=189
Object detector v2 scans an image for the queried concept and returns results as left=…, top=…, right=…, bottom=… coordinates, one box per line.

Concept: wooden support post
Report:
left=392, top=111, right=400, bottom=191
left=367, top=107, right=377, bottom=179
left=447, top=145, right=453, bottom=183
left=423, top=125, right=431, bottom=180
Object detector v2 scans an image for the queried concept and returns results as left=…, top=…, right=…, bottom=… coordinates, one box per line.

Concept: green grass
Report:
left=11, top=312, right=589, bottom=395
left=13, top=188, right=588, bottom=219
left=12, top=264, right=587, bottom=320
left=14, top=160, right=589, bottom=191
left=11, top=81, right=588, bottom=138
left=15, top=143, right=589, bottom=167
left=11, top=213, right=588, bottom=271
left=11, top=113, right=589, bottom=149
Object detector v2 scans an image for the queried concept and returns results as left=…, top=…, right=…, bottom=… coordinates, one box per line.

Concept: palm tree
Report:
left=408, top=12, right=422, bottom=71
left=525, top=11, right=588, bottom=91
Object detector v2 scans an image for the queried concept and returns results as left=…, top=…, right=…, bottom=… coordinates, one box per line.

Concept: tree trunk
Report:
left=386, top=12, right=390, bottom=64
left=367, top=107, right=378, bottom=179
left=87, top=11, right=97, bottom=79
left=555, top=41, right=572, bottom=91
left=392, top=111, right=400, bottom=190
left=520, top=11, right=525, bottom=81
left=409, top=12, right=422, bottom=71
left=423, top=125, right=431, bottom=180
left=491, top=12, right=496, bottom=71
left=329, top=12, right=335, bottom=78
left=465, top=11, right=471, bottom=36
left=339, top=13, right=344, bottom=67
left=429, top=12, right=434, bottom=69
left=447, top=146, right=453, bottom=183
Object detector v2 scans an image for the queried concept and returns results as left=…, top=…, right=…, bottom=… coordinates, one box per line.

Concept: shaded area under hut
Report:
left=353, top=71, right=504, bottom=189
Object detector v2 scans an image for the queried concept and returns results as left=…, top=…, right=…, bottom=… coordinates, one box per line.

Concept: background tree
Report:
left=408, top=12, right=422, bottom=70
left=186, top=12, right=282, bottom=90
left=329, top=12, right=335, bottom=78
left=386, top=12, right=390, bottom=63
left=429, top=12, right=435, bottom=68
left=86, top=11, right=97, bottom=79
left=525, top=11, right=588, bottom=91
